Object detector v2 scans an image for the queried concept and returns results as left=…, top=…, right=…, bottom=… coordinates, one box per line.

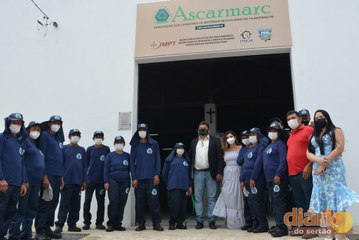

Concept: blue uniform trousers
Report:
left=243, top=194, right=253, bottom=226
left=245, top=182, right=268, bottom=230
left=35, top=175, right=62, bottom=233
left=55, top=184, right=81, bottom=228
left=8, top=185, right=41, bottom=239
left=107, top=179, right=130, bottom=227
left=266, top=181, right=288, bottom=229
left=83, top=183, right=105, bottom=226
left=168, top=189, right=187, bottom=226
left=135, top=179, right=161, bottom=226
left=0, top=185, right=20, bottom=238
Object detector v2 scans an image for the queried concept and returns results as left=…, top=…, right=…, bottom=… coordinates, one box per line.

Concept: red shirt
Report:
left=286, top=125, right=314, bottom=176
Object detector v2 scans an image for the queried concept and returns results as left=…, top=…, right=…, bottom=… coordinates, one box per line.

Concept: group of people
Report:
left=0, top=109, right=358, bottom=240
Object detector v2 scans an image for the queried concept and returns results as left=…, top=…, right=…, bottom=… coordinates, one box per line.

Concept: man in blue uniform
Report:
left=35, top=115, right=64, bottom=240
left=0, top=113, right=27, bottom=240
left=54, top=129, right=86, bottom=233
left=82, top=131, right=110, bottom=230
left=130, top=123, right=163, bottom=231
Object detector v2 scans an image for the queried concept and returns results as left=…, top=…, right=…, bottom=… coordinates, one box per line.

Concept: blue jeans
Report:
left=0, top=185, right=20, bottom=238
left=83, top=183, right=105, bottom=226
left=193, top=170, right=218, bottom=224
left=9, top=184, right=41, bottom=239
left=107, top=179, right=130, bottom=227
left=55, top=184, right=81, bottom=228
left=289, top=172, right=312, bottom=212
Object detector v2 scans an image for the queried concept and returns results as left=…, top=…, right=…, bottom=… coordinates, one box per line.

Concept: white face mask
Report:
left=242, top=138, right=250, bottom=146
left=249, top=136, right=258, bottom=144
left=226, top=137, right=235, bottom=145
left=176, top=149, right=184, bottom=156
left=115, top=143, right=124, bottom=151
left=70, top=136, right=80, bottom=144
left=268, top=132, right=278, bottom=141
left=9, top=124, right=21, bottom=134
left=287, top=119, right=299, bottom=130
left=94, top=138, right=103, bottom=145
left=30, top=131, right=40, bottom=140
left=138, top=130, right=147, bottom=139
left=50, top=124, right=61, bottom=133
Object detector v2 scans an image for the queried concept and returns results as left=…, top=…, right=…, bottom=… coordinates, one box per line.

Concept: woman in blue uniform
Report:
left=162, top=142, right=192, bottom=230
left=9, top=121, right=45, bottom=240
left=263, top=123, right=288, bottom=237
left=104, top=136, right=131, bottom=232
left=241, top=127, right=269, bottom=233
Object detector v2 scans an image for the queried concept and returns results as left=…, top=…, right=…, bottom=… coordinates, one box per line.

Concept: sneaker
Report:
left=106, top=226, right=114, bottom=232
left=176, top=224, right=187, bottom=229
left=53, top=226, right=62, bottom=234
left=153, top=224, right=164, bottom=231
left=169, top=224, right=176, bottom=230
left=68, top=226, right=82, bottom=232
left=96, top=224, right=106, bottom=230
left=45, top=229, right=62, bottom=239
left=82, top=225, right=90, bottom=230
left=195, top=222, right=204, bottom=229
left=209, top=222, right=217, bottom=229
left=135, top=225, right=146, bottom=231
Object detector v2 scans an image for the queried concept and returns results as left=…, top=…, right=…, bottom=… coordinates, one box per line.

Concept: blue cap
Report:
left=249, top=127, right=261, bottom=134
left=49, top=115, right=62, bottom=122
left=69, top=129, right=81, bottom=136
left=27, top=121, right=41, bottom=129
left=240, top=130, right=249, bottom=136
left=8, top=113, right=24, bottom=121
left=269, top=117, right=282, bottom=124
left=114, top=135, right=125, bottom=143
left=298, top=109, right=310, bottom=117
left=268, top=123, right=282, bottom=131
left=175, top=142, right=185, bottom=148
left=93, top=131, right=104, bottom=138
left=137, top=123, right=148, bottom=130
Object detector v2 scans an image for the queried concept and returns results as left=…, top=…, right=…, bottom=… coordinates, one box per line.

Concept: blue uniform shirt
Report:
left=63, top=144, right=86, bottom=185
left=104, top=151, right=131, bottom=183
left=162, top=156, right=191, bottom=191
left=86, top=145, right=110, bottom=184
left=40, top=131, right=64, bottom=177
left=130, top=141, right=161, bottom=180
left=24, top=139, right=45, bottom=185
left=0, top=134, right=25, bottom=186
left=263, top=140, right=288, bottom=182
left=242, top=144, right=265, bottom=184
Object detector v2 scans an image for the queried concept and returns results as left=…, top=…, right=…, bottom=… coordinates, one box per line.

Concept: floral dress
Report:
left=309, top=133, right=359, bottom=213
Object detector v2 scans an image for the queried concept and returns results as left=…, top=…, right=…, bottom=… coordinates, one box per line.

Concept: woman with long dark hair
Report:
left=307, top=110, right=359, bottom=240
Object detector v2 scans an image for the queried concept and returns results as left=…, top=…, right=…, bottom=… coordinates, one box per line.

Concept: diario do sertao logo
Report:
left=154, top=8, right=170, bottom=23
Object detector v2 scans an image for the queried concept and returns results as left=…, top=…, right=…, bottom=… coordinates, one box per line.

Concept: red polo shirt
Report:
left=286, top=125, right=314, bottom=176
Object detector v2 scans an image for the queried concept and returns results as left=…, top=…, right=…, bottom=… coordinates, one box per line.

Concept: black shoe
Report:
left=68, top=226, right=82, bottom=232
left=209, top=222, right=217, bottom=229
left=169, top=224, right=176, bottom=230
left=253, top=227, right=269, bottom=233
left=247, top=227, right=254, bottom=232
left=82, top=225, right=90, bottom=230
left=268, top=226, right=278, bottom=233
left=114, top=226, right=126, bottom=231
left=106, top=226, right=114, bottom=232
left=53, top=226, right=62, bottom=234
left=135, top=225, right=146, bottom=231
left=271, top=228, right=288, bottom=238
left=195, top=222, right=204, bottom=229
left=153, top=224, right=164, bottom=231
left=45, top=229, right=62, bottom=239
left=96, top=224, right=106, bottom=230
left=34, top=232, right=51, bottom=240
left=176, top=224, right=187, bottom=229
left=241, top=224, right=252, bottom=231
left=21, top=238, right=36, bottom=240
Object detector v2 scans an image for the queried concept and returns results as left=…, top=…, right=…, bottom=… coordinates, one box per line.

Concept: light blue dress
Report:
left=309, top=133, right=359, bottom=213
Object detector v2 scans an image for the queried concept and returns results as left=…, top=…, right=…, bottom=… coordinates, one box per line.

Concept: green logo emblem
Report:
left=155, top=8, right=170, bottom=23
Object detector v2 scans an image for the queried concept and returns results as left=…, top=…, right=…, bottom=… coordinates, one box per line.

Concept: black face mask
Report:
left=302, top=120, right=310, bottom=126
left=315, top=118, right=327, bottom=129
left=198, top=129, right=209, bottom=136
